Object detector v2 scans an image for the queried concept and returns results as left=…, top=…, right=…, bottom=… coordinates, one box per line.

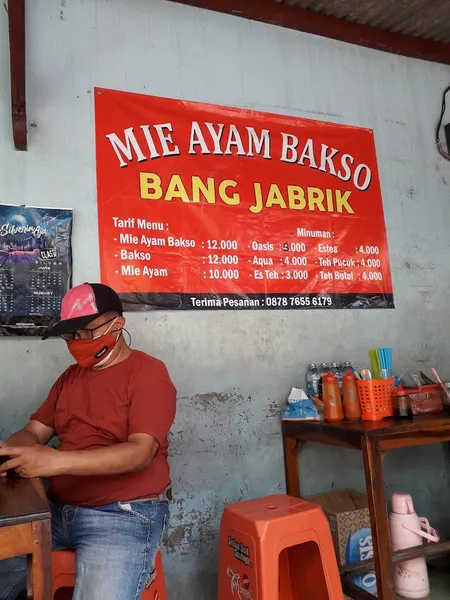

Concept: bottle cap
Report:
left=391, top=493, right=414, bottom=515
left=343, top=369, right=356, bottom=381
left=323, top=371, right=337, bottom=383
left=394, top=385, right=408, bottom=397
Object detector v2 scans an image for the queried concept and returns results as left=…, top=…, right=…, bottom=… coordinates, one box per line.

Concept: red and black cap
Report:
left=42, top=283, right=123, bottom=340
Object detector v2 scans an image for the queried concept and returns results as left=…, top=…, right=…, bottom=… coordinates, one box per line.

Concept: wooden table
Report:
left=0, top=477, right=52, bottom=600
left=282, top=416, right=450, bottom=600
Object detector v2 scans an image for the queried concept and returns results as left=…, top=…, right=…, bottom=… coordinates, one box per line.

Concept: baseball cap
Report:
left=42, top=283, right=123, bottom=340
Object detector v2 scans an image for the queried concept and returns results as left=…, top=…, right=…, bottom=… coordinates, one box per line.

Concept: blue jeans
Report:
left=0, top=498, right=169, bottom=600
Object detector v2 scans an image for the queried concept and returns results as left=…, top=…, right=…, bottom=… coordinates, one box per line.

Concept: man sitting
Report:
left=0, top=282, right=176, bottom=600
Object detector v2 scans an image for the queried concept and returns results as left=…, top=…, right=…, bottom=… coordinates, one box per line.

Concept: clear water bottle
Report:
left=337, top=362, right=345, bottom=390
left=319, top=362, right=329, bottom=378
left=318, top=362, right=329, bottom=398
left=306, top=363, right=320, bottom=398
left=331, top=362, right=342, bottom=390
left=330, top=362, right=340, bottom=379
left=343, top=361, right=354, bottom=376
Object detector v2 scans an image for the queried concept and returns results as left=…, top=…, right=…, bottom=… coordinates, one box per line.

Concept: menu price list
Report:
left=197, top=242, right=385, bottom=284
left=106, top=217, right=394, bottom=311
left=95, top=88, right=395, bottom=312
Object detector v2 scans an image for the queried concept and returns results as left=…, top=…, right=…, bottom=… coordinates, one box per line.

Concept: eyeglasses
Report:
left=61, top=317, right=118, bottom=341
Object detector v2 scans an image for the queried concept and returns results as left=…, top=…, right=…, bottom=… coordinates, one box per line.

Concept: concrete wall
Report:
left=1, top=1, right=450, bottom=597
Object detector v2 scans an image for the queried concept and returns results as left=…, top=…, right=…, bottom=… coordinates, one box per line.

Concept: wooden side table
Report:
left=282, top=416, right=450, bottom=600
left=0, top=477, right=52, bottom=600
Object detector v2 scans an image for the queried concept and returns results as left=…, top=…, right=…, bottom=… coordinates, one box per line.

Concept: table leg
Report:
left=361, top=438, right=395, bottom=600
left=26, top=519, right=52, bottom=600
left=283, top=436, right=302, bottom=497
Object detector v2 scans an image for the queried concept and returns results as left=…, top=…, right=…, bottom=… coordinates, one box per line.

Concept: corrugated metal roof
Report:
left=275, top=0, right=450, bottom=43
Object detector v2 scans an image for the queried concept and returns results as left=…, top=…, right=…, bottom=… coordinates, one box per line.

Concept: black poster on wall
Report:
left=0, top=204, right=73, bottom=336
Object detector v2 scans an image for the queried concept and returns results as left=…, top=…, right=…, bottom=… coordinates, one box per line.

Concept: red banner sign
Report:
left=95, top=88, right=393, bottom=310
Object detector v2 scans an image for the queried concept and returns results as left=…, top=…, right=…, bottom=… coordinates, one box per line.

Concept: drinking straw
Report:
left=378, top=347, right=392, bottom=379
left=369, top=348, right=381, bottom=379
left=432, top=368, right=450, bottom=401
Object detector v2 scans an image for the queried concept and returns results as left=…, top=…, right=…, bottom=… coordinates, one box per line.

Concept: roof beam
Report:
left=170, top=0, right=450, bottom=65
left=8, top=0, right=27, bottom=151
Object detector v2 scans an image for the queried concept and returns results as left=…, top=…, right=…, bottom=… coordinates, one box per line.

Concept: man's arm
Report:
left=60, top=433, right=157, bottom=476
left=3, top=420, right=54, bottom=447
left=2, top=370, right=63, bottom=450
left=0, top=433, right=157, bottom=478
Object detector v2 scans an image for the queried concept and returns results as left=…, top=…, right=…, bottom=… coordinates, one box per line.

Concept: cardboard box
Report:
left=307, top=489, right=377, bottom=597
left=307, top=489, right=369, bottom=567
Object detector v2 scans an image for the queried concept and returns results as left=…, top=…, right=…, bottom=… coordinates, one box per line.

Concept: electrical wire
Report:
left=436, top=84, right=450, bottom=161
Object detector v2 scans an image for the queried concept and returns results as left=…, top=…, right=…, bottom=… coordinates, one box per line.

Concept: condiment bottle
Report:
left=342, top=370, right=361, bottom=421
left=394, top=386, right=413, bottom=419
left=322, top=371, right=344, bottom=422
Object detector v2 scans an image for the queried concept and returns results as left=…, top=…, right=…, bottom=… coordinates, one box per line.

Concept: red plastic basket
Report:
left=357, top=379, right=394, bottom=421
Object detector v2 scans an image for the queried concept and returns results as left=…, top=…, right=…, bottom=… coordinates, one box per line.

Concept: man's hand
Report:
left=0, top=434, right=157, bottom=479
left=0, top=442, right=8, bottom=476
left=0, top=445, right=66, bottom=478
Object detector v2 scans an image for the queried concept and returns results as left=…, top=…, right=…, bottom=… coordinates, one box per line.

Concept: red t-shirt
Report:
left=30, top=350, right=176, bottom=507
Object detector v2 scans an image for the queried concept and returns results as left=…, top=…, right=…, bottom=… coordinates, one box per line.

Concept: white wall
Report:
left=1, top=1, right=450, bottom=598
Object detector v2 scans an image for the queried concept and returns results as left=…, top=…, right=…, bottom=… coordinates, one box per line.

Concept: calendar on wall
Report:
left=0, top=204, right=73, bottom=336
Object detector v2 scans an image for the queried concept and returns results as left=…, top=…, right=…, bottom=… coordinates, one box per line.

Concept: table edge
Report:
left=0, top=510, right=50, bottom=528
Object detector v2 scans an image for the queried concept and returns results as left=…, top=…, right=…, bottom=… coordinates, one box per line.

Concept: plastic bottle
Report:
left=337, top=363, right=345, bottom=389
left=330, top=362, right=342, bottom=390
left=306, top=363, right=320, bottom=398
left=322, top=371, right=344, bottom=422
left=319, top=363, right=330, bottom=398
left=342, top=370, right=361, bottom=421
left=343, top=361, right=354, bottom=374
left=394, top=386, right=413, bottom=419
left=390, top=493, right=439, bottom=598
left=318, top=362, right=329, bottom=398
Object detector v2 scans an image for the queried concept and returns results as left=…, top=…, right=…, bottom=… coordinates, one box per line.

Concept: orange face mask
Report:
left=66, top=332, right=120, bottom=368
left=66, top=318, right=122, bottom=369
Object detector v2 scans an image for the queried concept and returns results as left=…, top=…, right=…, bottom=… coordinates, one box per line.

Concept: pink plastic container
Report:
left=389, top=493, right=439, bottom=599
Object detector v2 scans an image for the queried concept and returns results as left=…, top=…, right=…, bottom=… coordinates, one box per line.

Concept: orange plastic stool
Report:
left=52, top=550, right=168, bottom=599
left=218, top=494, right=344, bottom=600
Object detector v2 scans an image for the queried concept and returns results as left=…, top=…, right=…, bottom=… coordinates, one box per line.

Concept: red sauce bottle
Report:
left=394, top=386, right=413, bottom=419
left=322, top=371, right=344, bottom=422
left=342, top=370, right=361, bottom=421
